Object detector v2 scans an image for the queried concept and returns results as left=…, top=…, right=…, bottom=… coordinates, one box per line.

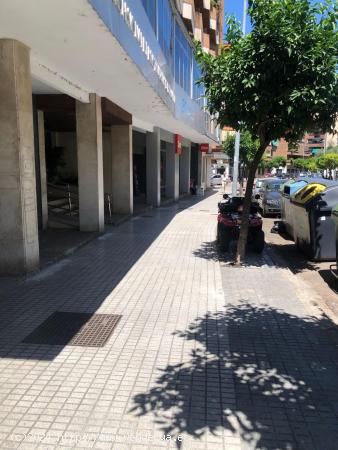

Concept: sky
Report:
left=223, top=0, right=251, bottom=34
left=223, top=0, right=319, bottom=36
left=224, top=0, right=247, bottom=23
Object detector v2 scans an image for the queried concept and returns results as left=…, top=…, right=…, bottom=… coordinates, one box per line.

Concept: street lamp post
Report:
left=231, top=0, right=248, bottom=197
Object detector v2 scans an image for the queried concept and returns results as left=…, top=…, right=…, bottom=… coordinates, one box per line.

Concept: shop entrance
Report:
left=132, top=130, right=147, bottom=214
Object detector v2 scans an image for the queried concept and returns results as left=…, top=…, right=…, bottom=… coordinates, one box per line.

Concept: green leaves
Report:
left=271, top=156, right=287, bottom=168
left=196, top=0, right=338, bottom=148
left=222, top=131, right=260, bottom=167
left=317, top=153, right=338, bottom=170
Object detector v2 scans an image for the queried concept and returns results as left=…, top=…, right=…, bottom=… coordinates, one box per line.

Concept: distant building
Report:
left=265, top=132, right=326, bottom=169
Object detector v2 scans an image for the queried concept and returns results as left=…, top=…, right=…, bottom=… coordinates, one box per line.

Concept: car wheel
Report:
left=252, top=230, right=265, bottom=253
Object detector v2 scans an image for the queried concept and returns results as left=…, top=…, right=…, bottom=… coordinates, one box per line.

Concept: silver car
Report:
left=252, top=178, right=275, bottom=200
left=259, top=179, right=283, bottom=216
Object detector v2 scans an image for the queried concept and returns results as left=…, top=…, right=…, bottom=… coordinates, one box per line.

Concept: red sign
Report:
left=200, top=143, right=209, bottom=153
left=175, top=134, right=182, bottom=155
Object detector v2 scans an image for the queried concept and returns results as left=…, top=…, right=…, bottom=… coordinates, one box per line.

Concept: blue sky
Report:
left=223, top=0, right=319, bottom=36
left=224, top=0, right=246, bottom=23
left=223, top=0, right=251, bottom=34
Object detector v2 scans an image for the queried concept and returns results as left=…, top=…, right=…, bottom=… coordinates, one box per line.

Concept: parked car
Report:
left=256, top=178, right=283, bottom=216
left=252, top=177, right=275, bottom=200
left=210, top=174, right=222, bottom=186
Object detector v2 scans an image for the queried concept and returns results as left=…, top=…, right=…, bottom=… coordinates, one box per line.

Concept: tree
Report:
left=258, top=156, right=273, bottom=172
left=292, top=158, right=307, bottom=170
left=270, top=156, right=287, bottom=168
left=222, top=131, right=259, bottom=173
left=292, top=157, right=318, bottom=172
left=317, top=153, right=338, bottom=179
left=326, top=145, right=338, bottom=154
left=303, top=157, right=318, bottom=173
left=196, top=0, right=338, bottom=264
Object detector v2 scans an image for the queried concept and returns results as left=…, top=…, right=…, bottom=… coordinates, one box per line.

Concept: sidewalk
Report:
left=0, top=190, right=337, bottom=449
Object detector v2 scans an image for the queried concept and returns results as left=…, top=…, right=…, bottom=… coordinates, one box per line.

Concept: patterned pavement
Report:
left=0, top=190, right=337, bottom=449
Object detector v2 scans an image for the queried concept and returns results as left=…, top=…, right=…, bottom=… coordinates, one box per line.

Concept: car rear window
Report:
left=266, top=183, right=281, bottom=192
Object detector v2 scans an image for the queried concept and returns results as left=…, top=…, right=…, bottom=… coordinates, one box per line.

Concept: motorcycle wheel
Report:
left=252, top=230, right=265, bottom=253
left=217, top=225, right=230, bottom=252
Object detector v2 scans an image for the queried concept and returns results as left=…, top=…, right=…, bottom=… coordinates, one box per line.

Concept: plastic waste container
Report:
left=281, top=178, right=309, bottom=238
left=290, top=181, right=338, bottom=261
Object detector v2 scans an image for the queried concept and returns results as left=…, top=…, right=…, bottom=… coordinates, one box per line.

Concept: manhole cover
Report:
left=22, top=312, right=122, bottom=347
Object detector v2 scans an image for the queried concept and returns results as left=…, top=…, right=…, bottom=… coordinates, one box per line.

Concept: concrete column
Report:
left=179, top=146, right=191, bottom=194
left=146, top=128, right=161, bottom=207
left=166, top=143, right=179, bottom=200
left=76, top=93, right=104, bottom=232
left=197, top=150, right=203, bottom=186
left=0, top=39, right=39, bottom=274
left=111, top=125, right=133, bottom=215
left=205, top=157, right=212, bottom=188
left=37, top=110, right=48, bottom=229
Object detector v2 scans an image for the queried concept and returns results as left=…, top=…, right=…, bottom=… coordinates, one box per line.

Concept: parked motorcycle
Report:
left=217, top=194, right=265, bottom=253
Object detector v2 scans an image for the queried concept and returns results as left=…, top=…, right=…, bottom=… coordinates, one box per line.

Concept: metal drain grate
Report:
left=22, top=312, right=122, bottom=347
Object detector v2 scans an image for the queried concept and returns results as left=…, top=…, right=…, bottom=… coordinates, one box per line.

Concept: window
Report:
left=141, top=0, right=157, bottom=34
left=175, top=22, right=192, bottom=94
left=192, top=59, right=205, bottom=107
left=266, top=183, right=281, bottom=192
left=158, top=0, right=174, bottom=73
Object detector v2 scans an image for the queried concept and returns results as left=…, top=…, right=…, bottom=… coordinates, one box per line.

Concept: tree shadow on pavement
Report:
left=192, top=240, right=275, bottom=267
left=130, top=303, right=338, bottom=450
left=192, top=238, right=323, bottom=274
left=0, top=194, right=214, bottom=360
left=266, top=243, right=321, bottom=274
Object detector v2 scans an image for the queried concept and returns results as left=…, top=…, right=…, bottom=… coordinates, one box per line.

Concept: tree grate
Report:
left=22, top=312, right=122, bottom=347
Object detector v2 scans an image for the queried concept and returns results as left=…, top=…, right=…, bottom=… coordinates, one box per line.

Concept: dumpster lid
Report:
left=291, top=183, right=326, bottom=205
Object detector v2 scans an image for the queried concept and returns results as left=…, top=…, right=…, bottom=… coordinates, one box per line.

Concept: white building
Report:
left=0, top=0, right=219, bottom=275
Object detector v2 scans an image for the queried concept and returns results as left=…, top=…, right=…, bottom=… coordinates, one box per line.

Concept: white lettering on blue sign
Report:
left=112, top=0, right=176, bottom=102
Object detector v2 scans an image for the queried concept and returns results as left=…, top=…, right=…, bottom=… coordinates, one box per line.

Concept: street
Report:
left=0, top=190, right=338, bottom=449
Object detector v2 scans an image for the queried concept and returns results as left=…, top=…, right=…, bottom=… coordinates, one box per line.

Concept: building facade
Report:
left=0, top=0, right=222, bottom=275
left=265, top=132, right=327, bottom=167
left=180, top=0, right=224, bottom=56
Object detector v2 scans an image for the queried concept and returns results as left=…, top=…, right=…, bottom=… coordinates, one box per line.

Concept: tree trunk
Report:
left=235, top=145, right=267, bottom=265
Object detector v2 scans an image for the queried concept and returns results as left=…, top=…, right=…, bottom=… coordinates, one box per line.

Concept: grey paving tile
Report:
left=0, top=191, right=337, bottom=450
